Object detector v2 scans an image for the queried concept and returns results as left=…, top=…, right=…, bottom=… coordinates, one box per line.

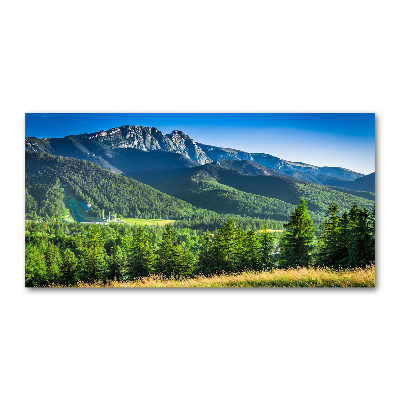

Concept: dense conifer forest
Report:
left=25, top=198, right=375, bottom=287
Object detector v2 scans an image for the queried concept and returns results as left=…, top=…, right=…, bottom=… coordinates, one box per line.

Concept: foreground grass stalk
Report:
left=52, top=267, right=375, bottom=288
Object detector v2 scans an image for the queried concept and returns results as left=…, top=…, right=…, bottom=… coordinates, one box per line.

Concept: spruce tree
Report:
left=197, top=231, right=215, bottom=275
left=369, top=204, right=375, bottom=265
left=128, top=227, right=155, bottom=279
left=61, top=248, right=78, bottom=285
left=212, top=218, right=243, bottom=273
left=279, top=197, right=315, bottom=268
left=77, top=225, right=107, bottom=282
left=242, top=230, right=262, bottom=271
left=260, top=226, right=275, bottom=270
left=44, top=241, right=62, bottom=283
left=347, top=205, right=374, bottom=268
left=155, top=226, right=185, bottom=278
left=317, top=203, right=348, bottom=268
left=25, top=244, right=47, bottom=287
left=108, top=243, right=124, bottom=281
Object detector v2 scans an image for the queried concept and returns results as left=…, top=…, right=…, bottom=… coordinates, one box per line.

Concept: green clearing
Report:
left=63, top=184, right=102, bottom=223
left=121, top=217, right=176, bottom=226
left=67, top=197, right=85, bottom=222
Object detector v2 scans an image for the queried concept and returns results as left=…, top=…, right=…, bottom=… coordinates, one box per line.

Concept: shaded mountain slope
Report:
left=25, top=151, right=199, bottom=220
left=149, top=162, right=374, bottom=222
left=330, top=172, right=375, bottom=193
left=25, top=124, right=366, bottom=186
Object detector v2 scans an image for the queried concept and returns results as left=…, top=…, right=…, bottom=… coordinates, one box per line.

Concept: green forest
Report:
left=25, top=198, right=375, bottom=287
left=25, top=151, right=286, bottom=231
left=152, top=163, right=375, bottom=223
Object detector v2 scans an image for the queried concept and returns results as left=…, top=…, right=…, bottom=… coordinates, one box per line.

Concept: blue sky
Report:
left=25, top=113, right=375, bottom=174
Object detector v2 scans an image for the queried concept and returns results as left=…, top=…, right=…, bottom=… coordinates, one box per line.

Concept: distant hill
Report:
left=329, top=172, right=375, bottom=193
left=144, top=161, right=374, bottom=223
left=25, top=124, right=365, bottom=185
left=196, top=143, right=364, bottom=183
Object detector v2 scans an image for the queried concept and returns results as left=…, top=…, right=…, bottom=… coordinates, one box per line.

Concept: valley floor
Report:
left=54, top=267, right=375, bottom=288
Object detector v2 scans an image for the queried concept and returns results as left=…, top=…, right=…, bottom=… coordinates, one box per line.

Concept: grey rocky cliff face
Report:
left=85, top=126, right=212, bottom=165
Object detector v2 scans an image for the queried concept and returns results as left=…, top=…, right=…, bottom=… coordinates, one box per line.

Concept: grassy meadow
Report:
left=54, top=267, right=375, bottom=288
left=121, top=218, right=176, bottom=226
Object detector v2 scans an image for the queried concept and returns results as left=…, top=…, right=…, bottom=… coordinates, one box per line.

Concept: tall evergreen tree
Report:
left=197, top=231, right=215, bottom=275
left=25, top=244, right=47, bottom=286
left=347, top=205, right=374, bottom=268
left=77, top=225, right=107, bottom=282
left=369, top=204, right=375, bottom=264
left=212, top=218, right=243, bottom=273
left=60, top=248, right=78, bottom=285
left=127, top=227, right=155, bottom=279
left=44, top=241, right=62, bottom=283
left=155, top=226, right=185, bottom=278
left=242, top=230, right=262, bottom=271
left=25, top=189, right=38, bottom=220
left=108, top=242, right=124, bottom=281
left=260, top=226, right=275, bottom=270
left=316, top=203, right=348, bottom=268
left=279, top=197, right=316, bottom=268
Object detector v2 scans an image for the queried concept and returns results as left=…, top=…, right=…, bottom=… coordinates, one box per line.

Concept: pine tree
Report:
left=197, top=231, right=215, bottom=275
left=128, top=227, right=155, bottom=279
left=369, top=204, right=375, bottom=265
left=25, top=189, right=38, bottom=220
left=155, top=226, right=185, bottom=278
left=61, top=248, right=78, bottom=285
left=108, top=243, right=124, bottom=281
left=44, top=241, right=62, bottom=283
left=77, top=225, right=107, bottom=282
left=242, top=230, right=262, bottom=271
left=279, top=197, right=316, bottom=268
left=316, top=203, right=348, bottom=268
left=260, top=226, right=275, bottom=270
left=347, top=205, right=374, bottom=268
left=25, top=244, right=47, bottom=286
left=212, top=218, right=242, bottom=273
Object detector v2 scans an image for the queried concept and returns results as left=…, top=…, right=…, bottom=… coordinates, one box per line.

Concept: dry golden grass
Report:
left=60, top=267, right=375, bottom=288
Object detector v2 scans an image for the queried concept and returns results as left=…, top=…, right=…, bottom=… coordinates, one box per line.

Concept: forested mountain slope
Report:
left=25, top=151, right=199, bottom=220
left=329, top=172, right=375, bottom=193
left=25, top=151, right=286, bottom=231
left=149, top=162, right=374, bottom=223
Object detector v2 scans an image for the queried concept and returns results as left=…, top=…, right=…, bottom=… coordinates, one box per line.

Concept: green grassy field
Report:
left=121, top=218, right=176, bottom=226
left=58, top=267, right=375, bottom=288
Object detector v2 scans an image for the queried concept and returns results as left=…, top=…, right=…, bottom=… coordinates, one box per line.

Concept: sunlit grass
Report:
left=55, top=267, right=375, bottom=288
left=121, top=218, right=176, bottom=226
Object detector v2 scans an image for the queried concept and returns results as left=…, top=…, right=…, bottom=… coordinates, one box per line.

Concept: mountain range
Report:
left=25, top=125, right=375, bottom=226
left=25, top=125, right=372, bottom=185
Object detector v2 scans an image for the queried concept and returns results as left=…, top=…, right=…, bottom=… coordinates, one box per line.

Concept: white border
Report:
left=1, top=1, right=397, bottom=399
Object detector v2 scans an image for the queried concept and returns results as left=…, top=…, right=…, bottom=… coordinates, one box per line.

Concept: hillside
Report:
left=25, top=151, right=285, bottom=231
left=329, top=172, right=375, bottom=193
left=149, top=161, right=375, bottom=223
left=25, top=151, right=200, bottom=220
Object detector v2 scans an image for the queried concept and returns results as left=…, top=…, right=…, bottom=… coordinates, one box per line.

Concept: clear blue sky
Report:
left=25, top=113, right=375, bottom=174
